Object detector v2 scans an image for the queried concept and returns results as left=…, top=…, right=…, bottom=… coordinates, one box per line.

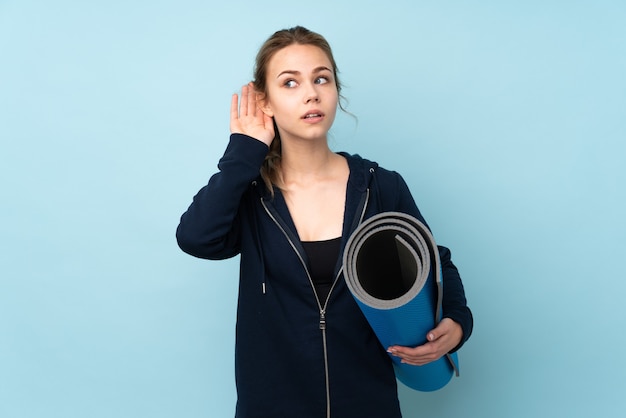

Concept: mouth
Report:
left=302, top=110, right=325, bottom=120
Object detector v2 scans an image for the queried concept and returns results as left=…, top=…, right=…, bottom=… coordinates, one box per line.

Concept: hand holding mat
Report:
left=342, top=212, right=459, bottom=391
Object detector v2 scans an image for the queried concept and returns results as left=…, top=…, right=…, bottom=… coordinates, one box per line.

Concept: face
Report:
left=260, top=44, right=339, bottom=143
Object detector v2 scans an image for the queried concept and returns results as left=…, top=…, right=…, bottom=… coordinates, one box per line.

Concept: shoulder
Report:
left=340, top=152, right=407, bottom=187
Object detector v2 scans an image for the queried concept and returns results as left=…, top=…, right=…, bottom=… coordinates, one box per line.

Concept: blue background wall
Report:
left=1, top=1, right=625, bottom=417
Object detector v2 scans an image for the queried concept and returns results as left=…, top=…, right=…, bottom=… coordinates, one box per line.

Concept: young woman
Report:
left=177, top=26, right=473, bottom=418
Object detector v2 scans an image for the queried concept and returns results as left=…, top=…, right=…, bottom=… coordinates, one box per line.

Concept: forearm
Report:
left=176, top=134, right=268, bottom=259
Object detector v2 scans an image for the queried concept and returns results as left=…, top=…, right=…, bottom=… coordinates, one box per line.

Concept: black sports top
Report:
left=301, top=237, right=342, bottom=304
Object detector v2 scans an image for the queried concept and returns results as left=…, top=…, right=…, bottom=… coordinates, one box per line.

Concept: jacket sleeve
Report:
left=437, top=246, right=473, bottom=352
left=392, top=172, right=474, bottom=352
left=176, top=134, right=269, bottom=260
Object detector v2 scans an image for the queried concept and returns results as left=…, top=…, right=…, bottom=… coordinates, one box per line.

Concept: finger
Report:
left=247, top=82, right=257, bottom=117
left=427, top=318, right=453, bottom=342
left=230, top=93, right=239, bottom=121
left=230, top=93, right=241, bottom=133
left=388, top=347, right=435, bottom=366
left=240, top=84, right=249, bottom=117
left=388, top=344, right=431, bottom=358
left=426, top=327, right=439, bottom=342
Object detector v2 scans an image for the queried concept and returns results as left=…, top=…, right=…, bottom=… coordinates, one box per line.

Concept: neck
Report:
left=279, top=137, right=337, bottom=186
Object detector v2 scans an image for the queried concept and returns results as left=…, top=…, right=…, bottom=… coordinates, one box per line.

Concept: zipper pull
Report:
left=319, top=311, right=326, bottom=330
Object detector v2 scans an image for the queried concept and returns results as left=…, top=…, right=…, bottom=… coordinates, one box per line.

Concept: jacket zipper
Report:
left=260, top=188, right=370, bottom=418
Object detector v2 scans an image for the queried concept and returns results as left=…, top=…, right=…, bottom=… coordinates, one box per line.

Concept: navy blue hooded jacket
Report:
left=176, top=134, right=473, bottom=418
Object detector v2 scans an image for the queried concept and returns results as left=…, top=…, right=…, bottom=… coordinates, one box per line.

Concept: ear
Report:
left=256, top=92, right=274, bottom=117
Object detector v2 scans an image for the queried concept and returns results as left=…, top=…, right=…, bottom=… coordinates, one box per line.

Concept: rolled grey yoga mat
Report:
left=342, top=212, right=459, bottom=392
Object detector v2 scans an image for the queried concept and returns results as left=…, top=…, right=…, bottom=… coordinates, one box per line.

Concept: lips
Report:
left=302, top=110, right=325, bottom=119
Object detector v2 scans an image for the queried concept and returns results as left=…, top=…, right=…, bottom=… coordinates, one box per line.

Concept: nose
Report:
left=304, top=82, right=320, bottom=103
left=305, top=93, right=320, bottom=103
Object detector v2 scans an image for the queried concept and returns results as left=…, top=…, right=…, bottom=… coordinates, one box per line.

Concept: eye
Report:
left=284, top=79, right=298, bottom=88
left=315, top=76, right=329, bottom=85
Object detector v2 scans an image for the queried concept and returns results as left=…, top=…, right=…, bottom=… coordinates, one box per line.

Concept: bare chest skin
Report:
left=281, top=157, right=349, bottom=242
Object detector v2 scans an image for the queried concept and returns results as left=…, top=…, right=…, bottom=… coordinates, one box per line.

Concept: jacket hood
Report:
left=341, top=152, right=379, bottom=193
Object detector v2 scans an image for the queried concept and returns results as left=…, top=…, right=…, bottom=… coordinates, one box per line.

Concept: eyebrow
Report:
left=276, top=66, right=332, bottom=78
